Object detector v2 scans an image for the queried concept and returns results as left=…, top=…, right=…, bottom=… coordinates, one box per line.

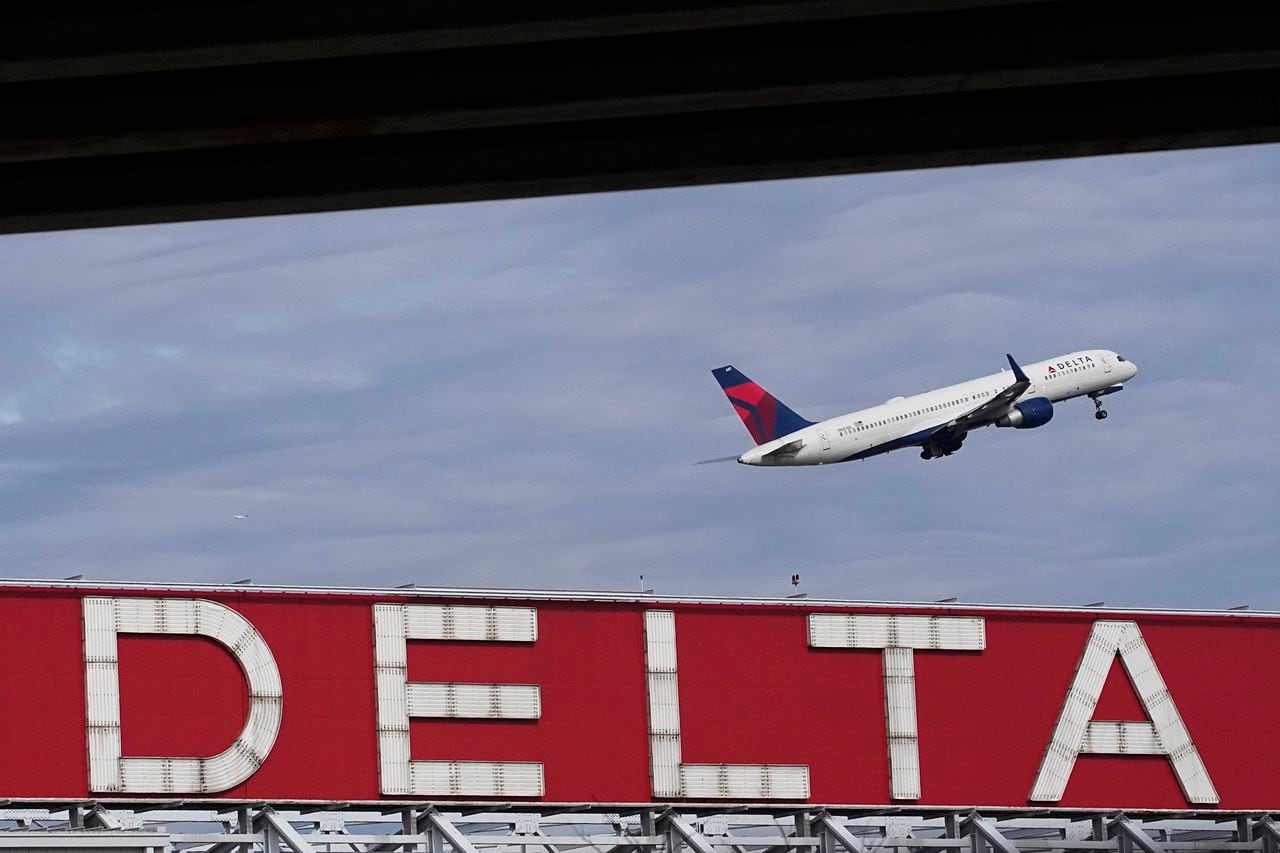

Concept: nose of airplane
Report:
left=1115, top=354, right=1137, bottom=381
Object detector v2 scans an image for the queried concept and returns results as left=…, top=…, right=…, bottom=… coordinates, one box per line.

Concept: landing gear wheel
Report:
left=1095, top=409, right=1108, bottom=420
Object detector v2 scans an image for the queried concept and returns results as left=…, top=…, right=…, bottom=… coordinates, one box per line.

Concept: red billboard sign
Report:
left=1, top=581, right=1277, bottom=810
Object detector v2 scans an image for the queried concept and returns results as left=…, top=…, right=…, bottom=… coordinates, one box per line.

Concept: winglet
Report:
left=1006, top=353, right=1028, bottom=383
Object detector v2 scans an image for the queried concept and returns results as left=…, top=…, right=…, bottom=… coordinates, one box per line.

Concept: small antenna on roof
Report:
left=1229, top=604, right=1250, bottom=611
left=1083, top=601, right=1106, bottom=608
left=232, top=578, right=252, bottom=585
left=935, top=597, right=958, bottom=603
left=63, top=574, right=84, bottom=581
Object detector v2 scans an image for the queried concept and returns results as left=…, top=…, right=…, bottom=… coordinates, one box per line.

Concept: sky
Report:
left=1, top=144, right=1278, bottom=609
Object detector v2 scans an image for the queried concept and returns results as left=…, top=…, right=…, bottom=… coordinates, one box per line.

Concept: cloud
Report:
left=1, top=144, right=1278, bottom=610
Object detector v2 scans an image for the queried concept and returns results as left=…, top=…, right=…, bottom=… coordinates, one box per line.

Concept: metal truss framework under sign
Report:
left=2, top=807, right=1279, bottom=853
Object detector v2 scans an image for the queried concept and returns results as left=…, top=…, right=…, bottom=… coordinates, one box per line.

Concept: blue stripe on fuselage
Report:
left=836, top=425, right=941, bottom=463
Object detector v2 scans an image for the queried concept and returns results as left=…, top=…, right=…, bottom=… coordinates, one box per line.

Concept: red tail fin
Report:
left=712, top=366, right=814, bottom=445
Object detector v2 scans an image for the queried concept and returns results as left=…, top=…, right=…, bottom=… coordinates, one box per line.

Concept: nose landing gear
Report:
left=1090, top=393, right=1108, bottom=420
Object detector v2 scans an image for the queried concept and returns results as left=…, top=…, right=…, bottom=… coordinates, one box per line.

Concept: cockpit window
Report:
left=1116, top=355, right=1127, bottom=362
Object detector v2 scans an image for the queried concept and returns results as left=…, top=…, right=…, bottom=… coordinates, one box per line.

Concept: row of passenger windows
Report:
left=848, top=388, right=1000, bottom=432
left=837, top=367, right=1099, bottom=438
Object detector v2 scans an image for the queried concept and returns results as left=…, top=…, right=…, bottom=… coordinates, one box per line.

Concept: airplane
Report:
left=709, top=350, right=1137, bottom=466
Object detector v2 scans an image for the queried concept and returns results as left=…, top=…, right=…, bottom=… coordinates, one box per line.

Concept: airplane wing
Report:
left=944, top=353, right=1032, bottom=432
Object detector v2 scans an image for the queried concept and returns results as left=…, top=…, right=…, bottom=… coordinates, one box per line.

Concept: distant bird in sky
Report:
left=232, top=514, right=248, bottom=520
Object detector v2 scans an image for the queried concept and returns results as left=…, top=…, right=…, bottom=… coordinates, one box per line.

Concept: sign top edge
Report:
left=1, top=576, right=1275, bottom=619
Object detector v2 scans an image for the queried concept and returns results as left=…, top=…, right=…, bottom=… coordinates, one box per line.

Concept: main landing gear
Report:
left=1090, top=393, right=1108, bottom=420
left=921, top=432, right=965, bottom=459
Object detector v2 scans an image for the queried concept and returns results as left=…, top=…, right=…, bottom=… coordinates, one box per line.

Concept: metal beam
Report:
left=12, top=804, right=1280, bottom=853
left=1255, top=819, right=1280, bottom=853
left=662, top=812, right=721, bottom=853
left=962, top=815, right=1022, bottom=853
left=365, top=810, right=429, bottom=853
left=4, top=3, right=1280, bottom=234
left=814, top=813, right=867, bottom=853
left=401, top=809, right=421, bottom=853
left=241, top=807, right=255, bottom=853
left=327, top=826, right=371, bottom=853
left=85, top=805, right=122, bottom=830
left=1110, top=818, right=1167, bottom=853
left=0, top=831, right=171, bottom=849
left=426, top=809, right=484, bottom=853
left=208, top=810, right=268, bottom=853
left=263, top=809, right=318, bottom=853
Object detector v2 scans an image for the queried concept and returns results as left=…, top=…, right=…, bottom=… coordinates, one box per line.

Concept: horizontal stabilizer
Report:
left=760, top=438, right=804, bottom=459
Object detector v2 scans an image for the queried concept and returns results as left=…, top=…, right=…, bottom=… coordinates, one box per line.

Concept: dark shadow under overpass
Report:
left=3, top=2, right=1280, bottom=234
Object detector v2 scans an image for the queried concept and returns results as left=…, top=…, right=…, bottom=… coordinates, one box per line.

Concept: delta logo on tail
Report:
left=712, top=366, right=813, bottom=445
left=707, top=350, right=1137, bottom=467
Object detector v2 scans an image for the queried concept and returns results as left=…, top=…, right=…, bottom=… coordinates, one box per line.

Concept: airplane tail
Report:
left=712, top=365, right=814, bottom=445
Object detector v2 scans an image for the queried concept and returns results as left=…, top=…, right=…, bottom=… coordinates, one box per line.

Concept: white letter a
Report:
left=1029, top=620, right=1217, bottom=805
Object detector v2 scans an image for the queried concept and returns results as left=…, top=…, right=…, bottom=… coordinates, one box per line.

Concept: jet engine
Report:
left=995, top=397, right=1054, bottom=429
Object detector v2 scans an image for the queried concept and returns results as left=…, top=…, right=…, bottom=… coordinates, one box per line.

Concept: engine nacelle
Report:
left=996, top=397, right=1054, bottom=429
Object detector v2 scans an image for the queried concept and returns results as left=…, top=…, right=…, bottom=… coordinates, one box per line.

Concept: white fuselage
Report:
left=739, top=349, right=1138, bottom=466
